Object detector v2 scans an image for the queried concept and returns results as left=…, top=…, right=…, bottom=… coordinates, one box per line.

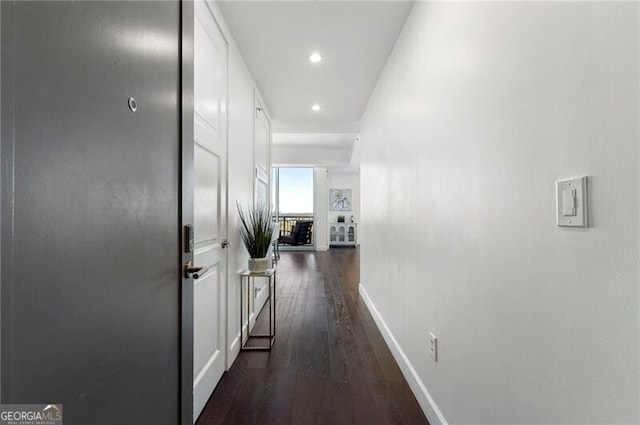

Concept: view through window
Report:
left=273, top=167, right=314, bottom=246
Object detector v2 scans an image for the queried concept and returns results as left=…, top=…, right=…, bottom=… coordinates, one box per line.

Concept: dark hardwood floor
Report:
left=196, top=248, right=429, bottom=425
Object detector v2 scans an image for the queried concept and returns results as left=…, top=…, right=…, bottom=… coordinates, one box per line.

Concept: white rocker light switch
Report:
left=556, top=177, right=588, bottom=227
left=562, top=188, right=577, bottom=217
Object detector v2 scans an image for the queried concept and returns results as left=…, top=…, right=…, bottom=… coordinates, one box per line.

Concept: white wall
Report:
left=359, top=3, right=639, bottom=425
left=208, top=1, right=271, bottom=368
left=273, top=145, right=352, bottom=167
left=327, top=170, right=360, bottom=225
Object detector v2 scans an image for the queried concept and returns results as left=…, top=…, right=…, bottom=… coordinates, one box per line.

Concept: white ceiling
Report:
left=217, top=1, right=414, bottom=140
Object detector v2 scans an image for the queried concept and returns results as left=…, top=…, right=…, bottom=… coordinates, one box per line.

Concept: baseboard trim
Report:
left=228, top=319, right=249, bottom=369
left=228, top=333, right=240, bottom=369
left=316, top=245, right=329, bottom=251
left=358, top=283, right=448, bottom=425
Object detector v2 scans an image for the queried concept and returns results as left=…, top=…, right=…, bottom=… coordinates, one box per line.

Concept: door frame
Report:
left=271, top=166, right=317, bottom=250
left=180, top=1, right=195, bottom=424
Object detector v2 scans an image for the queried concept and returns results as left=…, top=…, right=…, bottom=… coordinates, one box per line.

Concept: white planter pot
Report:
left=248, top=257, right=269, bottom=273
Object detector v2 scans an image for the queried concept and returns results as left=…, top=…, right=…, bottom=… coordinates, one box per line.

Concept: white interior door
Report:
left=254, top=100, right=270, bottom=206
left=252, top=101, right=271, bottom=319
left=193, top=3, right=228, bottom=422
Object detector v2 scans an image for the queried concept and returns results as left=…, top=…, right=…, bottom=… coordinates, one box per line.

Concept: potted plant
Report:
left=237, top=202, right=275, bottom=273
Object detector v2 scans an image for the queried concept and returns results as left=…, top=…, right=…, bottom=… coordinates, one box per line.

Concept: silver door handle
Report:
left=184, top=262, right=210, bottom=279
left=221, top=239, right=230, bottom=249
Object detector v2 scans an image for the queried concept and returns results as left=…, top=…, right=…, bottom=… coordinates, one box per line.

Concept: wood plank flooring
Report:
left=196, top=248, right=429, bottom=425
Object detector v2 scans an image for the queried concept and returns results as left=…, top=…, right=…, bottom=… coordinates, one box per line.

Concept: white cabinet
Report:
left=329, top=223, right=357, bottom=246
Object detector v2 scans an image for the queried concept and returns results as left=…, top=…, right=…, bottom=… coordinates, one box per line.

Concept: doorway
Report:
left=273, top=167, right=315, bottom=249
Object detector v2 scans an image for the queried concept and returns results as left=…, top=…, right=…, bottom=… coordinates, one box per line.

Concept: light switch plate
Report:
left=556, top=176, right=588, bottom=227
left=429, top=332, right=438, bottom=362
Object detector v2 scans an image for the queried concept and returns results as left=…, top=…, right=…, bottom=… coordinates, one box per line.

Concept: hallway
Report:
left=196, top=249, right=429, bottom=425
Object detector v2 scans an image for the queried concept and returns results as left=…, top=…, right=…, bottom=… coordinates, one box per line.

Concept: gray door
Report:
left=1, top=2, right=185, bottom=424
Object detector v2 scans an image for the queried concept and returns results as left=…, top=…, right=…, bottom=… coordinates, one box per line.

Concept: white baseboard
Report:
left=228, top=333, right=240, bottom=369
left=227, top=322, right=248, bottom=369
left=316, top=245, right=329, bottom=251
left=358, top=283, right=448, bottom=425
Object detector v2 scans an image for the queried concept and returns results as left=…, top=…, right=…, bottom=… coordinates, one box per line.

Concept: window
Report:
left=272, top=167, right=314, bottom=246
left=277, top=168, right=313, bottom=214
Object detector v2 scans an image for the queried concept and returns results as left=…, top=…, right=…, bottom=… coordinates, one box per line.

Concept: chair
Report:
left=279, top=220, right=313, bottom=246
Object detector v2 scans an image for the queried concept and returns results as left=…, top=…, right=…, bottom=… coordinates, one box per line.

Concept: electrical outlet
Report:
left=429, top=332, right=438, bottom=362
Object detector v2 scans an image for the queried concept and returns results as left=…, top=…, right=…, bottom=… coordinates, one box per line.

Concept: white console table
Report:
left=329, top=223, right=357, bottom=246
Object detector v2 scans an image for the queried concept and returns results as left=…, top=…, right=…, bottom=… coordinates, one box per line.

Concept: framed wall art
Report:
left=329, top=189, right=352, bottom=211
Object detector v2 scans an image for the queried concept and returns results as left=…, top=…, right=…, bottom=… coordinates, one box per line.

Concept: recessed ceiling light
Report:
left=309, top=52, right=322, bottom=63
left=311, top=104, right=321, bottom=112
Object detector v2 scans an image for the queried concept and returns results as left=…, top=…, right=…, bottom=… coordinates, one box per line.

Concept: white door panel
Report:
left=193, top=265, right=219, bottom=375
left=195, top=14, right=224, bottom=129
left=193, top=3, right=228, bottom=422
left=252, top=103, right=271, bottom=316
left=255, top=105, right=270, bottom=193
left=195, top=113, right=225, bottom=153
left=194, top=144, right=220, bottom=243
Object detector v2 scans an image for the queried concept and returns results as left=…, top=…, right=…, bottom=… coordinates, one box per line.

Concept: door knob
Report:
left=221, top=239, right=230, bottom=249
left=184, top=261, right=209, bottom=279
